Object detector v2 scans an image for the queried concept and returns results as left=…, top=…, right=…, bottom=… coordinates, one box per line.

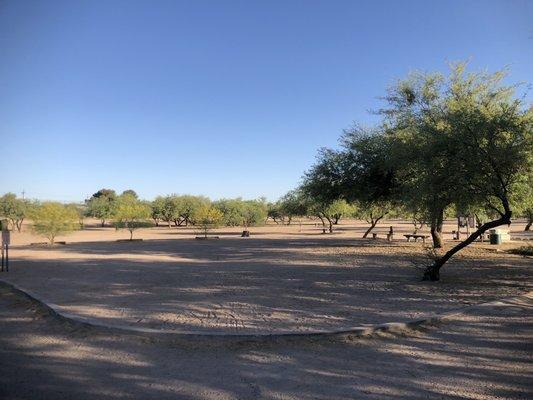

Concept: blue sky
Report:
left=0, top=0, right=531, bottom=202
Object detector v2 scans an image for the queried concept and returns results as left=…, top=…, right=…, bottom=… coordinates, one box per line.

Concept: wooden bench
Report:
left=404, top=234, right=430, bottom=243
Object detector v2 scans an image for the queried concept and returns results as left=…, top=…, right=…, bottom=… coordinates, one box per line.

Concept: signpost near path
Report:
left=1, top=219, right=9, bottom=272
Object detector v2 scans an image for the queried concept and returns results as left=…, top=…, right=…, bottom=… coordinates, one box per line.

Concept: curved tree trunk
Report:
left=430, top=208, right=444, bottom=248
left=362, top=214, right=383, bottom=238
left=424, top=210, right=512, bottom=281
left=101, top=219, right=106, bottom=227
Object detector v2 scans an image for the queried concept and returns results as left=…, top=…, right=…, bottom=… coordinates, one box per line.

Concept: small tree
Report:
left=241, top=199, right=268, bottom=228
left=67, top=203, right=86, bottom=229
left=86, top=189, right=117, bottom=227
left=151, top=197, right=165, bottom=227
left=267, top=202, right=285, bottom=224
left=194, top=205, right=223, bottom=238
left=213, top=198, right=245, bottom=226
left=113, top=194, right=152, bottom=240
left=278, top=190, right=309, bottom=225
left=327, top=199, right=356, bottom=225
left=30, top=202, right=79, bottom=244
left=0, top=193, right=28, bottom=232
left=357, top=201, right=391, bottom=238
left=177, top=195, right=210, bottom=226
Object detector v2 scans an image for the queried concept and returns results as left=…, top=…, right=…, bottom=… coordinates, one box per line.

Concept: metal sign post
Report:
left=1, top=220, right=9, bottom=272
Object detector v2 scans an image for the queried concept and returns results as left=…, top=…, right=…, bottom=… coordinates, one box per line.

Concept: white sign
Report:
left=2, top=230, right=10, bottom=246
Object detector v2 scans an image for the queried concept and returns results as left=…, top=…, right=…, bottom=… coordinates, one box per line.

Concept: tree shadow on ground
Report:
left=0, top=285, right=531, bottom=399
left=4, top=237, right=532, bottom=334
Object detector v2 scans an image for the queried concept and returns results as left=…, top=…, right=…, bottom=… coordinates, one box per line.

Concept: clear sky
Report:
left=0, top=0, right=531, bottom=202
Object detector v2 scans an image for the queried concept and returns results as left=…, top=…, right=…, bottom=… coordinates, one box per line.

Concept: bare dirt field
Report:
left=0, top=281, right=531, bottom=399
left=1, top=219, right=531, bottom=334
left=1, top=218, right=532, bottom=399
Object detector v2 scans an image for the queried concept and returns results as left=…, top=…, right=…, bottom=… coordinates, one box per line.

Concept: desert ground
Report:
left=0, top=218, right=532, bottom=399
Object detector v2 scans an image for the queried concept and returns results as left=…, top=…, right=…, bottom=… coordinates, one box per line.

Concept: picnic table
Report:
left=404, top=234, right=430, bottom=243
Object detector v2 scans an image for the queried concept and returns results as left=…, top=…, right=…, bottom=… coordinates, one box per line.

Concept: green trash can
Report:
left=489, top=233, right=502, bottom=245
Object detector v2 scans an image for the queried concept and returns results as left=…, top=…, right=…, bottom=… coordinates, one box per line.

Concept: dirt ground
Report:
left=0, top=218, right=532, bottom=399
left=0, top=282, right=531, bottom=400
left=1, top=219, right=532, bottom=334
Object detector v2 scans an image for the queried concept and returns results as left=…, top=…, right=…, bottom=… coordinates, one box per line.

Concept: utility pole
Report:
left=21, top=189, right=26, bottom=200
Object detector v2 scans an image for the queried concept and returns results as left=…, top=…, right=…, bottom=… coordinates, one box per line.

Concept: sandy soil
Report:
left=1, top=219, right=531, bottom=334
left=0, top=282, right=531, bottom=400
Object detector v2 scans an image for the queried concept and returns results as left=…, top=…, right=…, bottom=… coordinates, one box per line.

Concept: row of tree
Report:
left=0, top=190, right=273, bottom=243
left=85, top=190, right=269, bottom=230
left=292, top=63, right=532, bottom=280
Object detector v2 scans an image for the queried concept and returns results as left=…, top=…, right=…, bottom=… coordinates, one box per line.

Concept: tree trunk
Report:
left=325, top=216, right=333, bottom=233
left=362, top=221, right=377, bottom=238
left=525, top=211, right=532, bottom=231
left=424, top=211, right=512, bottom=281
left=363, top=214, right=384, bottom=238
left=430, top=209, right=444, bottom=248
left=101, top=219, right=105, bottom=227
left=129, top=230, right=133, bottom=240
left=317, top=215, right=326, bottom=233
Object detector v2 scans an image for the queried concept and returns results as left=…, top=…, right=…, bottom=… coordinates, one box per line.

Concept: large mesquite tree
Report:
left=302, top=64, right=532, bottom=280
left=420, top=66, right=532, bottom=280
left=384, top=65, right=531, bottom=279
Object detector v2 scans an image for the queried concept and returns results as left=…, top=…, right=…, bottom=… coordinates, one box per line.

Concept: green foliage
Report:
left=91, top=189, right=117, bottom=199
left=213, top=198, right=243, bottom=226
left=213, top=198, right=268, bottom=227
left=121, top=189, right=138, bottom=198
left=150, top=195, right=209, bottom=227
left=177, top=195, right=210, bottom=225
left=30, top=202, right=79, bottom=244
left=302, top=63, right=532, bottom=277
left=325, top=199, right=356, bottom=224
left=0, top=193, right=28, bottom=232
left=112, top=194, right=152, bottom=240
left=67, top=203, right=87, bottom=229
left=150, top=196, right=165, bottom=225
left=193, top=205, right=223, bottom=238
left=241, top=199, right=268, bottom=227
left=278, top=190, right=310, bottom=220
left=267, top=202, right=285, bottom=224
left=86, top=189, right=117, bottom=226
